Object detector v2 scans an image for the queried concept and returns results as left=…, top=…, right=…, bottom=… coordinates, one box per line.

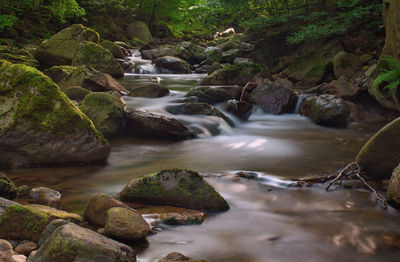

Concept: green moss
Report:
left=48, top=233, right=75, bottom=258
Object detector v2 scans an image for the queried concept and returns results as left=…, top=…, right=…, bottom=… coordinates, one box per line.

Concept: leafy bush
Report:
left=0, top=15, right=17, bottom=32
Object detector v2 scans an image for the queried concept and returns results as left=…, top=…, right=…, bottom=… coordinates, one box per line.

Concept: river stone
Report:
left=138, top=205, right=206, bottom=226
left=222, top=49, right=240, bottom=63
left=208, top=62, right=223, bottom=74
left=44, top=65, right=78, bottom=83
left=72, top=41, right=124, bottom=78
left=127, top=21, right=153, bottom=43
left=104, top=207, right=150, bottom=241
left=333, top=51, right=360, bottom=79
left=35, top=24, right=100, bottom=67
left=29, top=222, right=136, bottom=262
left=15, top=241, right=37, bottom=256
left=64, top=86, right=91, bottom=102
left=118, top=169, right=230, bottom=211
left=79, top=92, right=125, bottom=139
left=84, top=193, right=135, bottom=227
left=37, top=219, right=69, bottom=247
left=185, top=86, right=241, bottom=104
left=142, top=45, right=175, bottom=60
left=0, top=204, right=83, bottom=242
left=356, top=117, right=400, bottom=180
left=127, top=83, right=170, bottom=98
left=0, top=62, right=110, bottom=168
left=225, top=100, right=253, bottom=120
left=387, top=164, right=400, bottom=208
left=154, top=56, right=191, bottom=74
left=174, top=42, right=205, bottom=64
left=0, top=197, right=21, bottom=216
left=0, top=239, right=13, bottom=262
left=101, top=40, right=125, bottom=59
left=29, top=187, right=61, bottom=208
left=250, top=81, right=297, bottom=114
left=0, top=173, right=18, bottom=199
left=124, top=109, right=195, bottom=140
left=204, top=46, right=222, bottom=62
left=308, top=76, right=359, bottom=99
left=158, top=252, right=207, bottom=262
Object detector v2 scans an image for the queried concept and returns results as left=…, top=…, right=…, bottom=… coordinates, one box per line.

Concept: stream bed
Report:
left=6, top=72, right=400, bottom=262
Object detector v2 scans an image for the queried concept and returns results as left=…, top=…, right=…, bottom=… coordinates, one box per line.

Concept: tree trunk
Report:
left=381, top=0, right=400, bottom=63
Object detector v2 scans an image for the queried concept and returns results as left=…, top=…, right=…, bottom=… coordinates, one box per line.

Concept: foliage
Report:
left=0, top=15, right=17, bottom=32
left=373, top=56, right=400, bottom=92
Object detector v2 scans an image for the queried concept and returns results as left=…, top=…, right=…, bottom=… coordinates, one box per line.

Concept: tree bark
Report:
left=381, top=0, right=400, bottom=63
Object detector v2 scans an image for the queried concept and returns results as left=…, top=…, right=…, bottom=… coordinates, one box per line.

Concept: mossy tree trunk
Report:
left=381, top=0, right=400, bottom=63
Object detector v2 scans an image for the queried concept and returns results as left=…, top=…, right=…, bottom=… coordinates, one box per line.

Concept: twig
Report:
left=240, top=82, right=255, bottom=102
left=325, top=162, right=356, bottom=191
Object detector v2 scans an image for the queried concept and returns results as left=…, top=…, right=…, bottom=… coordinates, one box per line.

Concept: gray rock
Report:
left=29, top=187, right=61, bottom=208
left=154, top=56, right=191, bottom=74
left=387, top=164, right=400, bottom=208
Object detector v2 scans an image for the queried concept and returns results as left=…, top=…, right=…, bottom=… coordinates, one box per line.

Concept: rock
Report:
left=29, top=187, right=61, bottom=209
left=0, top=62, right=110, bottom=168
left=84, top=193, right=135, bottom=227
left=104, top=207, right=150, bottom=241
left=208, top=62, right=223, bottom=75
left=154, top=56, right=191, bottom=74
left=0, top=204, right=83, bottom=242
left=35, top=24, right=100, bottom=67
left=101, top=40, right=125, bottom=59
left=204, top=46, right=222, bottom=62
left=387, top=164, right=400, bottom=208
left=300, top=95, right=349, bottom=127
left=0, top=173, right=18, bottom=199
left=0, top=197, right=21, bottom=216
left=225, top=100, right=253, bottom=120
left=43, top=65, right=77, bottom=83
left=200, top=63, right=269, bottom=86
left=357, top=117, right=400, bottom=180
left=186, top=86, right=241, bottom=104
left=138, top=205, right=206, bottom=226
left=158, top=252, right=207, bottom=262
left=127, top=21, right=153, bottom=43
left=250, top=81, right=297, bottom=114
left=165, top=102, right=233, bottom=126
left=64, top=86, right=92, bottom=102
left=0, top=45, right=39, bottom=68
left=195, top=65, right=211, bottom=74
left=234, top=57, right=251, bottom=64
left=160, top=212, right=206, bottom=226
left=53, top=66, right=126, bottom=93
left=127, top=83, right=169, bottom=98
left=79, top=92, right=125, bottom=139
left=333, top=51, right=360, bottom=79
left=15, top=241, right=37, bottom=256
left=118, top=169, right=230, bottom=211
left=308, top=76, right=359, bottom=99
left=174, top=42, right=205, bottom=64
left=0, top=239, right=13, bottom=262
left=125, top=109, right=195, bottom=140
left=28, top=222, right=136, bottom=262
left=12, top=255, right=26, bottom=262
left=235, top=171, right=258, bottom=179
left=142, top=45, right=175, bottom=60
left=221, top=49, right=240, bottom=63
left=72, top=41, right=124, bottom=78
left=37, top=219, right=69, bottom=247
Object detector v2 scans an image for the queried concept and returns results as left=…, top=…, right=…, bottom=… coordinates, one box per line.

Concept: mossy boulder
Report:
left=104, top=207, right=150, bottom=241
left=174, top=42, right=205, bottom=64
left=0, top=197, right=20, bottom=217
left=44, top=65, right=77, bottom=83
left=0, top=173, right=18, bottom=199
left=158, top=252, right=207, bottom=262
left=35, top=24, right=100, bottom=67
left=387, top=164, right=400, bottom=208
left=127, top=83, right=170, bottom=98
left=309, top=76, right=359, bottom=99
left=225, top=100, right=253, bottom=120
left=0, top=62, right=110, bottom=168
left=101, top=40, right=125, bottom=59
left=72, top=41, right=124, bottom=78
left=0, top=44, right=39, bottom=68
left=79, top=92, right=125, bottom=139
left=356, top=117, right=400, bottom=180
left=200, top=63, right=270, bottom=86
left=28, top=222, right=136, bottom=262
left=204, top=46, right=222, bottom=62
left=118, top=169, right=230, bottom=211
left=221, top=49, right=241, bottom=63
left=333, top=51, right=360, bottom=79
left=154, top=56, right=191, bottom=74
left=64, top=86, right=92, bottom=102
left=185, top=86, right=242, bottom=104
left=142, top=45, right=175, bottom=60
left=0, top=204, right=82, bottom=242
left=127, top=21, right=153, bottom=43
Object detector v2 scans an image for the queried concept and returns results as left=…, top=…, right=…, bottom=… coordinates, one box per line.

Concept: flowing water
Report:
left=5, top=60, right=400, bottom=261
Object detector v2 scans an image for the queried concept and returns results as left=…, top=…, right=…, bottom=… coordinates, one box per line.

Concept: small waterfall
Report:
left=125, top=49, right=158, bottom=74
left=294, top=94, right=310, bottom=114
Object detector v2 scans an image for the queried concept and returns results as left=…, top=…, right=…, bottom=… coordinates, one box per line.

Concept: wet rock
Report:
left=174, top=42, right=205, bottom=64
left=308, top=76, right=359, bottom=99
left=127, top=83, right=170, bottom=98
left=235, top=171, right=258, bottom=179
left=158, top=252, right=207, bottom=262
left=104, top=207, right=150, bottom=241
left=127, top=21, right=153, bottom=43
left=142, top=45, right=175, bottom=60
left=185, top=86, right=241, bottom=104
left=29, top=222, right=136, bottom=262
left=301, top=95, right=349, bottom=127
left=37, top=219, right=69, bottom=247
left=233, top=58, right=252, bottom=65
left=118, top=169, right=230, bottom=211
left=0, top=173, right=18, bottom=199
left=79, top=92, right=125, bottom=139
left=12, top=255, right=26, bottom=262
left=43, top=65, right=77, bottom=83
left=15, top=241, right=37, bottom=256
left=0, top=197, right=21, bottom=216
left=35, top=24, right=100, bottom=67
left=195, top=65, right=211, bottom=74
left=0, top=239, right=13, bottom=262
left=64, top=86, right=91, bottom=102
left=387, top=164, right=400, bottom=208
left=333, top=51, right=360, bottom=79
left=0, top=204, right=83, bottom=242
left=208, top=62, right=223, bottom=74
left=221, top=49, right=240, bottom=63
left=72, top=41, right=124, bottom=78
left=125, top=109, right=195, bottom=140
left=250, top=81, right=297, bottom=114
left=225, top=100, right=253, bottom=120
left=101, top=40, right=125, bottom=59
left=161, top=212, right=206, bottom=226
left=29, top=187, right=61, bottom=209
left=154, top=56, right=191, bottom=74
left=84, top=193, right=135, bottom=227
left=204, top=46, right=222, bottom=62
left=0, top=62, right=110, bottom=168
left=357, top=117, right=400, bottom=180
left=0, top=44, right=39, bottom=68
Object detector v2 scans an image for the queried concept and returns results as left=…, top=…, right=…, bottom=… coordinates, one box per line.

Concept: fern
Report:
left=373, top=55, right=400, bottom=92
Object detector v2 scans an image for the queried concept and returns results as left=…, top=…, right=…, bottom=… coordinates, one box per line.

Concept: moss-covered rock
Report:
left=118, top=169, right=230, bottom=211
left=142, top=45, right=175, bottom=60
left=204, top=46, right=222, bottom=62
left=127, top=83, right=170, bottom=98
left=333, top=51, right=360, bottom=79
left=127, top=21, right=153, bottom=43
left=356, top=117, right=400, bottom=180
left=221, top=49, right=241, bottom=63
left=35, top=24, right=100, bottom=67
left=308, top=76, right=359, bottom=99
left=72, top=41, right=124, bottom=78
left=0, top=44, right=39, bottom=68
left=174, top=42, right=205, bottom=64
left=64, top=86, right=92, bottom=102
left=44, top=65, right=77, bottom=83
left=0, top=204, right=82, bottom=242
left=200, top=63, right=270, bottom=86
left=0, top=62, right=110, bottom=168
left=101, top=40, right=125, bottom=59
left=154, top=56, right=192, bottom=74
left=0, top=173, right=18, bottom=200
left=185, top=86, right=242, bottom=104
left=158, top=252, right=207, bottom=262
left=225, top=100, right=253, bottom=120
left=137, top=205, right=206, bottom=226
left=387, top=164, right=400, bottom=208
left=79, top=92, right=125, bottom=139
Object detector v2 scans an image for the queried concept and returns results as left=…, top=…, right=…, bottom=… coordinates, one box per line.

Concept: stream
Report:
left=6, top=53, right=400, bottom=262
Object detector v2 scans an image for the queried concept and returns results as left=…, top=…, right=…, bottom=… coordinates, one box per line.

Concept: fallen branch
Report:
left=240, top=82, right=256, bottom=102
left=325, top=162, right=357, bottom=191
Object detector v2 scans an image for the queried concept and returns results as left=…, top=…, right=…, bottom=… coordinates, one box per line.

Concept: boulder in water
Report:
left=0, top=173, right=18, bottom=200
left=29, top=187, right=61, bottom=208
left=174, top=41, right=205, bottom=64
left=185, top=86, right=241, bottom=104
left=158, top=252, right=207, bottom=262
left=225, top=100, right=253, bottom=120
left=154, top=56, right=191, bottom=74
left=127, top=83, right=170, bottom=98
left=101, top=40, right=125, bottom=59
left=142, top=45, right=175, bottom=60
left=204, top=46, right=222, bottom=62
left=387, top=164, right=400, bottom=208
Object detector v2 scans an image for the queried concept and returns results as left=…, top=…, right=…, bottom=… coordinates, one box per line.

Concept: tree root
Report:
left=324, top=161, right=387, bottom=209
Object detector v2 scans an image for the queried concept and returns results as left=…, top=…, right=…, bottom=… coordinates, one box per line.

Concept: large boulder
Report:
left=0, top=204, right=82, bottom=242
left=124, top=109, right=195, bottom=140
left=0, top=173, right=18, bottom=199
left=174, top=42, right=205, bottom=64
left=356, top=117, right=400, bottom=180
left=72, top=41, right=124, bottom=78
left=185, top=86, right=241, bottom=104
left=101, top=40, right=125, bottom=59
left=28, top=222, right=136, bottom=262
left=142, top=45, right=175, bottom=60
left=118, top=169, right=230, bottom=211
left=308, top=76, right=359, bottom=99
left=387, top=164, right=400, bottom=208
left=43, top=65, right=77, bottom=83
left=0, top=44, right=39, bottom=68
left=225, top=100, right=253, bottom=120
left=200, top=63, right=270, bottom=86
left=154, top=56, right=191, bottom=74
left=221, top=49, right=241, bottom=63
left=250, top=81, right=297, bottom=114
left=127, top=21, right=153, bottom=43
left=0, top=62, right=110, bottom=168
left=158, top=252, right=207, bottom=262
left=300, top=95, right=349, bottom=127
left=333, top=51, right=360, bottom=79
left=29, top=187, right=61, bottom=208
left=0, top=197, right=20, bottom=216
left=79, top=92, right=125, bottom=139
left=104, top=207, right=150, bottom=241
left=204, top=46, right=222, bottom=62
left=64, top=86, right=92, bottom=102
left=35, top=24, right=100, bottom=67
left=127, top=83, right=170, bottom=98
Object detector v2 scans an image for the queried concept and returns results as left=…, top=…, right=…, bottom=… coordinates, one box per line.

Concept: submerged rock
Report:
left=127, top=83, right=170, bottom=98
left=138, top=205, right=206, bottom=226
left=387, top=164, right=400, bottom=208
left=185, top=86, right=241, bottom=104
left=118, top=169, right=229, bottom=211
left=158, top=252, right=207, bottom=262
left=357, top=117, right=400, bottom=180
left=0, top=173, right=18, bottom=199
left=154, top=56, right=191, bottom=74
left=0, top=62, right=110, bottom=168
left=29, top=187, right=61, bottom=208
